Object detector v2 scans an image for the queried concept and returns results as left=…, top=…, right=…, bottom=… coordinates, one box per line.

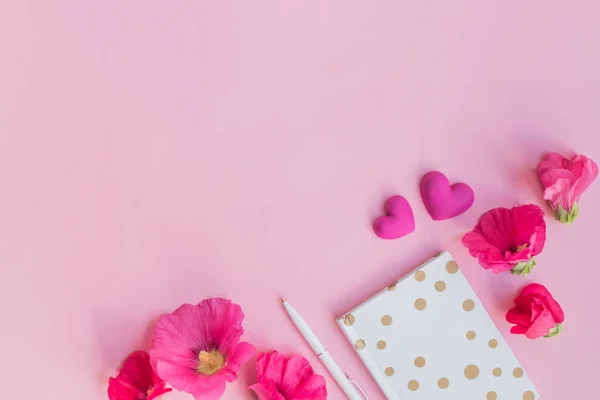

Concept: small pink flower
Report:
left=537, top=152, right=598, bottom=223
left=506, top=283, right=564, bottom=339
left=462, top=204, right=546, bottom=276
left=249, top=351, right=327, bottom=400
left=150, top=298, right=256, bottom=400
left=108, top=350, right=171, bottom=400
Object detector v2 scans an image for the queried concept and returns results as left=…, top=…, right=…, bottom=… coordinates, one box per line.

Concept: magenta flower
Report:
left=537, top=152, right=598, bottom=223
left=150, top=298, right=256, bottom=400
left=506, top=283, right=565, bottom=339
left=108, top=350, right=171, bottom=400
left=249, top=351, right=327, bottom=400
left=462, top=204, right=546, bottom=276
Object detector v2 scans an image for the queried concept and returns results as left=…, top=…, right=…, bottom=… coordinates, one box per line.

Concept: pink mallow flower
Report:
left=108, top=350, right=171, bottom=400
left=506, top=283, right=564, bottom=339
left=249, top=351, right=327, bottom=400
left=462, top=204, right=546, bottom=276
left=537, top=152, right=598, bottom=223
left=150, top=298, right=256, bottom=400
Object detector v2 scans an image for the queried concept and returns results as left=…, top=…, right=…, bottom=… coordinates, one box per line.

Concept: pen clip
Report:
left=346, top=374, right=369, bottom=400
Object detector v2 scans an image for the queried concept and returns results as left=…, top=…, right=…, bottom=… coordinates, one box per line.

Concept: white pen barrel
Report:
left=283, top=301, right=326, bottom=354
left=319, top=350, right=363, bottom=400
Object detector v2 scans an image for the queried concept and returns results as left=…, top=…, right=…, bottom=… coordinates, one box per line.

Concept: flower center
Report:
left=513, top=243, right=529, bottom=253
left=146, top=386, right=155, bottom=398
left=197, top=349, right=225, bottom=375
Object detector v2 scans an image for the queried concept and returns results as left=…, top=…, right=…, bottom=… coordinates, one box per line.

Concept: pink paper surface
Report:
left=1, top=2, right=599, bottom=399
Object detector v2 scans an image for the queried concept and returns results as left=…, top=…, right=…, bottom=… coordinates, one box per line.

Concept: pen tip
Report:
left=280, top=298, right=286, bottom=304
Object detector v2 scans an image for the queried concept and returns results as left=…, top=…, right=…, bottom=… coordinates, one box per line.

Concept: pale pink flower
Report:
left=150, top=298, right=255, bottom=400
left=537, top=152, right=598, bottom=223
left=249, top=351, right=327, bottom=400
left=462, top=204, right=546, bottom=276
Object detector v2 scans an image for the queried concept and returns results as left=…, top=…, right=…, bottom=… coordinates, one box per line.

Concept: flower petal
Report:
left=525, top=308, right=558, bottom=339
left=185, top=375, right=227, bottom=400
left=289, top=372, right=328, bottom=399
left=223, top=342, right=256, bottom=382
left=506, top=306, right=532, bottom=327
left=256, top=351, right=286, bottom=387
left=538, top=152, right=570, bottom=174
left=478, top=208, right=516, bottom=251
left=510, top=325, right=528, bottom=334
left=571, top=155, right=599, bottom=200
left=520, top=283, right=551, bottom=297
left=249, top=383, right=286, bottom=400
left=108, top=377, right=141, bottom=400
left=509, top=204, right=546, bottom=252
left=254, top=351, right=327, bottom=399
left=278, top=354, right=316, bottom=394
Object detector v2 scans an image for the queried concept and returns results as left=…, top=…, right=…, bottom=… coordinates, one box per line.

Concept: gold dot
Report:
left=388, top=283, right=397, bottom=291
left=343, top=314, right=355, bottom=326
left=464, top=364, right=480, bottom=380
left=385, top=367, right=394, bottom=376
left=446, top=260, right=459, bottom=274
left=488, top=339, right=498, bottom=348
left=407, top=380, right=419, bottom=391
left=377, top=340, right=387, bottom=350
left=462, top=299, right=475, bottom=312
left=523, top=391, right=535, bottom=400
left=381, top=315, right=392, bottom=326
left=437, top=378, right=449, bottom=389
left=354, top=339, right=366, bottom=350
left=434, top=280, right=446, bottom=292
left=513, top=367, right=524, bottom=378
left=414, top=298, right=427, bottom=310
left=466, top=330, right=476, bottom=340
left=414, top=270, right=426, bottom=282
left=493, top=367, right=502, bottom=377
left=414, top=357, right=426, bottom=368
left=487, top=391, right=498, bottom=400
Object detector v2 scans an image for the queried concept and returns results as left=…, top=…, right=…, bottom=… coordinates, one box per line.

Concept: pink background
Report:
left=1, top=2, right=599, bottom=399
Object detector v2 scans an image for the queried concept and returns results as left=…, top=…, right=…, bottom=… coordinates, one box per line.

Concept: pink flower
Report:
left=537, top=152, right=598, bottom=223
left=108, top=350, right=172, bottom=400
left=462, top=204, right=546, bottom=276
left=150, top=298, right=256, bottom=400
left=506, top=283, right=564, bottom=339
left=249, top=351, right=327, bottom=400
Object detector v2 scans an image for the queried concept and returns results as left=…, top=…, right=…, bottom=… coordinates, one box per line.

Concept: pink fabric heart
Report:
left=420, top=171, right=474, bottom=220
left=373, top=195, right=415, bottom=239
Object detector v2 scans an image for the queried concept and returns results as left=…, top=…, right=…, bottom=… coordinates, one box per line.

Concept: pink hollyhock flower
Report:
left=150, top=298, right=256, bottom=400
left=108, top=350, right=171, bottom=400
left=249, top=351, right=327, bottom=400
left=537, top=152, right=598, bottom=223
left=506, top=283, right=564, bottom=339
left=461, top=204, right=546, bottom=276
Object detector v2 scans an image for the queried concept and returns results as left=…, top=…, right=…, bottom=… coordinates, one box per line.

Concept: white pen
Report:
left=282, top=299, right=365, bottom=400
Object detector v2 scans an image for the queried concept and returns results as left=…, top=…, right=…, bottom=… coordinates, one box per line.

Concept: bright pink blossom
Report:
left=506, top=283, right=564, bottom=339
left=462, top=204, right=546, bottom=276
left=150, top=298, right=255, bottom=400
left=249, top=351, right=327, bottom=400
left=537, top=152, right=598, bottom=223
left=108, top=350, right=171, bottom=400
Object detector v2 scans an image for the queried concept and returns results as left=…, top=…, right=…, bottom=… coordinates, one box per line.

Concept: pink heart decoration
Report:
left=373, top=196, right=415, bottom=239
left=420, top=171, right=474, bottom=220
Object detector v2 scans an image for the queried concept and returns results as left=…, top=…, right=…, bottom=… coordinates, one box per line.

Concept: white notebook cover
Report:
left=337, top=252, right=539, bottom=400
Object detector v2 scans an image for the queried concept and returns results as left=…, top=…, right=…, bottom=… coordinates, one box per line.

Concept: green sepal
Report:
left=510, top=258, right=536, bottom=277
left=544, top=323, right=562, bottom=338
left=553, top=203, right=579, bottom=224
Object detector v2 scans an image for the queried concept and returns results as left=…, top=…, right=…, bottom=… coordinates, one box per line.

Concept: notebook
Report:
left=337, top=252, right=539, bottom=400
